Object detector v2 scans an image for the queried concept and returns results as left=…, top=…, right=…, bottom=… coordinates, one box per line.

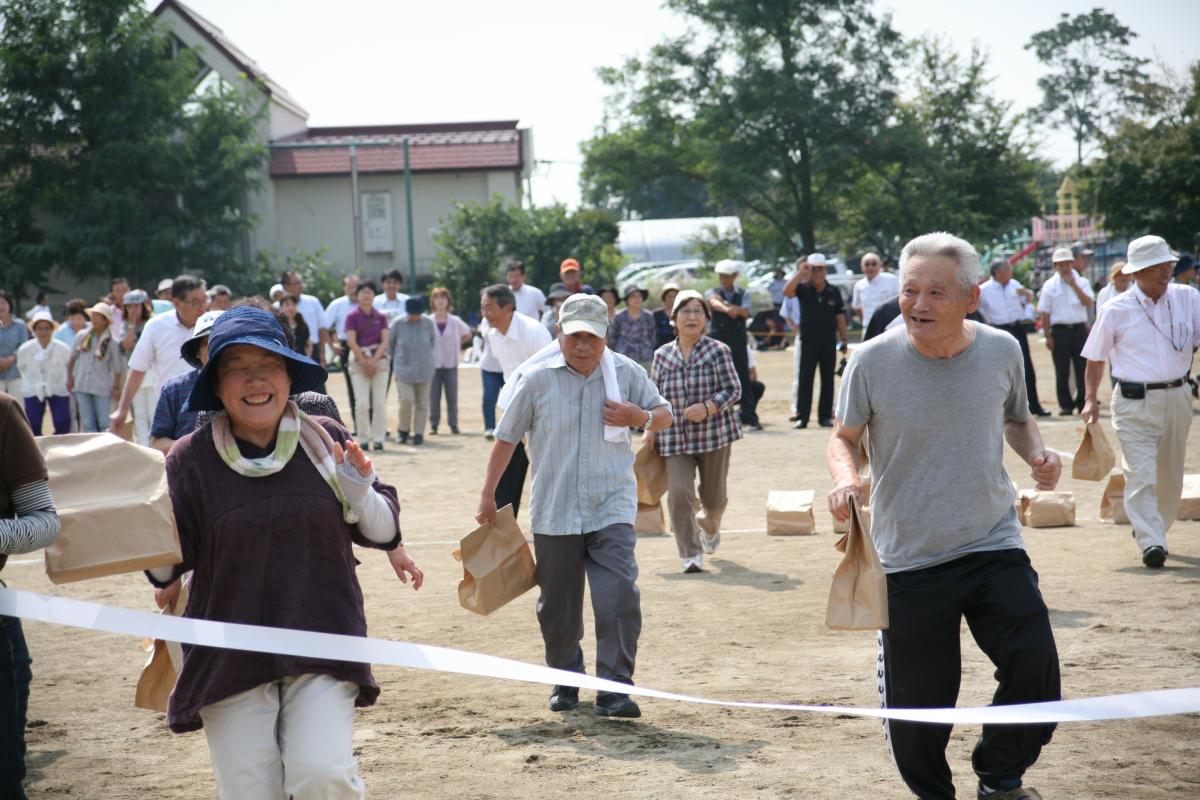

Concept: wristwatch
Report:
left=636, top=408, right=652, bottom=432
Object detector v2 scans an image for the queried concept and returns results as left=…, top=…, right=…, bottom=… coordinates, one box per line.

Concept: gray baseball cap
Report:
left=558, top=293, right=609, bottom=338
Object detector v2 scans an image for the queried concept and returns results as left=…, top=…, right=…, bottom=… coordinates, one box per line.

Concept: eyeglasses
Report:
left=180, top=297, right=206, bottom=308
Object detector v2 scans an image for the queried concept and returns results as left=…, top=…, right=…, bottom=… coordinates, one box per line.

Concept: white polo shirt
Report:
left=1082, top=283, right=1200, bottom=383
left=294, top=294, right=327, bottom=345
left=511, top=284, right=547, bottom=320
left=127, top=310, right=193, bottom=390
left=1037, top=271, right=1094, bottom=325
left=485, top=311, right=552, bottom=380
left=1095, top=282, right=1127, bottom=310
left=324, top=295, right=357, bottom=340
left=851, top=272, right=900, bottom=329
left=373, top=292, right=410, bottom=324
left=978, top=278, right=1032, bottom=326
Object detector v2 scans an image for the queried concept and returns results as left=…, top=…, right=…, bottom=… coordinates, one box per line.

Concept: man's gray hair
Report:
left=898, top=232, right=981, bottom=293
left=481, top=283, right=516, bottom=309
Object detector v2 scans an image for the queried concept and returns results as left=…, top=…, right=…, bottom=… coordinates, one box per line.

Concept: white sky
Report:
left=158, top=0, right=1198, bottom=210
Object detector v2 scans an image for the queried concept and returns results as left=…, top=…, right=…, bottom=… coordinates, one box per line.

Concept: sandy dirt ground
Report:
left=10, top=337, right=1200, bottom=799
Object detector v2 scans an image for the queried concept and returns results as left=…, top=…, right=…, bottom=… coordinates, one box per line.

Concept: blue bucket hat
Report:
left=405, top=295, right=426, bottom=315
left=185, top=306, right=326, bottom=412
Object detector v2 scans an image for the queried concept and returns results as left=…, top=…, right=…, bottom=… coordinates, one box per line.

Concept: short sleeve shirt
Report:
left=835, top=323, right=1028, bottom=573
left=1081, top=283, right=1200, bottom=383
left=851, top=273, right=899, bottom=329
left=1037, top=272, right=1094, bottom=325
left=795, top=282, right=846, bottom=339
left=511, top=285, right=547, bottom=320
left=127, top=311, right=193, bottom=390
left=344, top=307, right=389, bottom=350
left=494, top=352, right=670, bottom=535
left=295, top=295, right=327, bottom=344
left=0, top=320, right=28, bottom=381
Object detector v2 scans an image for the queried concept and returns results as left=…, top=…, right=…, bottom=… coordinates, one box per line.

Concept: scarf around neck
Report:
left=211, top=400, right=359, bottom=524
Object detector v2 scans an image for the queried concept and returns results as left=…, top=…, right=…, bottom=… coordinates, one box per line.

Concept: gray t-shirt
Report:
left=835, top=323, right=1029, bottom=573
left=387, top=316, right=436, bottom=384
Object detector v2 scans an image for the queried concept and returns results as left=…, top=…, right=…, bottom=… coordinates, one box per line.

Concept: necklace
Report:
left=1139, top=292, right=1185, bottom=353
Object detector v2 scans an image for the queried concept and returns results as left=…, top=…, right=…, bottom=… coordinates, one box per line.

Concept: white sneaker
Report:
left=484, top=428, right=495, bottom=440
left=682, top=556, right=703, bottom=573
left=700, top=531, right=720, bottom=555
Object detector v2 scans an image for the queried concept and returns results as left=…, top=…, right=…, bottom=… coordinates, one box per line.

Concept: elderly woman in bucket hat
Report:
left=67, top=303, right=123, bottom=432
left=16, top=311, right=72, bottom=434
left=607, top=285, right=657, bottom=372
left=145, top=306, right=421, bottom=799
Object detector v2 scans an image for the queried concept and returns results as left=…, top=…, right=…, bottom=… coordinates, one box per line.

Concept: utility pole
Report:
left=403, top=139, right=417, bottom=289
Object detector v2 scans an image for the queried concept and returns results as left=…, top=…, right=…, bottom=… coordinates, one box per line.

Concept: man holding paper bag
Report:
left=827, top=232, right=1062, bottom=800
left=477, top=293, right=671, bottom=719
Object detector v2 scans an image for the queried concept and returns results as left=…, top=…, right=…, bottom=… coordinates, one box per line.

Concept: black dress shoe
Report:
left=548, top=685, right=579, bottom=712
left=792, top=420, right=808, bottom=429
left=1058, top=409, right=1074, bottom=416
left=594, top=692, right=641, bottom=718
left=1142, top=545, right=1166, bottom=568
left=450, top=426, right=460, bottom=434
left=412, top=434, right=424, bottom=446
left=1032, top=408, right=1052, bottom=417
left=429, top=427, right=438, bottom=435
left=819, top=418, right=834, bottom=427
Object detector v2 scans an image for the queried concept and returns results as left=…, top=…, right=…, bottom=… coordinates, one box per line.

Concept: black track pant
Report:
left=494, top=441, right=530, bottom=520
left=1050, top=323, right=1087, bottom=413
left=995, top=324, right=1044, bottom=413
left=796, top=337, right=836, bottom=424
left=878, top=549, right=1060, bottom=799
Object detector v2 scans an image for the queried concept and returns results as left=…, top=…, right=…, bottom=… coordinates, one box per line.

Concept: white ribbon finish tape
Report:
left=2, top=587, right=1197, bottom=725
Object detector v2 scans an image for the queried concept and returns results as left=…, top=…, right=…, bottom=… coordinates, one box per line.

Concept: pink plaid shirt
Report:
left=650, top=336, right=742, bottom=456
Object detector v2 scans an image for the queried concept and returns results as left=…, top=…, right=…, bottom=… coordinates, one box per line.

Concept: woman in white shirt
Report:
left=16, top=311, right=72, bottom=434
left=1095, top=261, right=1131, bottom=309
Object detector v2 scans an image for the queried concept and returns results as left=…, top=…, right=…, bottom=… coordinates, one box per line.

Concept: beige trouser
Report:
left=0, top=378, right=21, bottom=399
left=131, top=383, right=156, bottom=446
left=665, top=446, right=731, bottom=559
left=1111, top=384, right=1192, bottom=553
left=199, top=673, right=363, bottom=800
left=348, top=354, right=388, bottom=445
left=396, top=380, right=430, bottom=435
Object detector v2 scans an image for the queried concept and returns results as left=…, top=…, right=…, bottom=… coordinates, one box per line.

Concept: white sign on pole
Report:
left=362, top=191, right=393, bottom=253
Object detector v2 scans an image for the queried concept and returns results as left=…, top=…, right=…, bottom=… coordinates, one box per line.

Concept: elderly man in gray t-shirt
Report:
left=826, top=232, right=1062, bottom=800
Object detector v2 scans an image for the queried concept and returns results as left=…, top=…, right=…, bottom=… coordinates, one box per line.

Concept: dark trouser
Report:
left=481, top=369, right=504, bottom=430
left=995, top=324, right=1044, bottom=413
left=339, top=339, right=357, bottom=426
left=0, top=615, right=32, bottom=799
left=533, top=523, right=641, bottom=692
left=1050, top=323, right=1087, bottom=413
left=720, top=334, right=758, bottom=426
left=23, top=395, right=70, bottom=436
left=495, top=441, right=529, bottom=519
left=796, top=337, right=836, bottom=424
left=879, top=549, right=1060, bottom=800
left=429, top=367, right=458, bottom=430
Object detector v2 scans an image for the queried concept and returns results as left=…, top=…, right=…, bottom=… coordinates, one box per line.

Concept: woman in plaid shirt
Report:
left=647, top=290, right=743, bottom=573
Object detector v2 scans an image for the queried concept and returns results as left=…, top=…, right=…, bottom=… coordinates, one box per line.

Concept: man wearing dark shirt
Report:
left=784, top=254, right=848, bottom=428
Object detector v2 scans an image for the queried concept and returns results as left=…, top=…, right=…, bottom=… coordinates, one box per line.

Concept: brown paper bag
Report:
left=767, top=490, right=816, bottom=535
left=1018, top=490, right=1076, bottom=528
left=1072, top=422, right=1116, bottom=481
left=826, top=498, right=888, bottom=631
left=134, top=583, right=189, bottom=712
left=1099, top=470, right=1129, bottom=524
left=634, top=442, right=669, bottom=507
left=1177, top=474, right=1200, bottom=521
left=634, top=503, right=669, bottom=535
left=37, top=433, right=181, bottom=584
left=455, top=504, right=536, bottom=616
left=833, top=503, right=871, bottom=534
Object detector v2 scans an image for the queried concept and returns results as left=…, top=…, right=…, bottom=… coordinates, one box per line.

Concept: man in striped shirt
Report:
left=476, top=294, right=671, bottom=719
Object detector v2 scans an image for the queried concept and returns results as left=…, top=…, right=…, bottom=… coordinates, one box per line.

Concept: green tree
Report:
left=1084, top=63, right=1200, bottom=247
left=0, top=0, right=265, bottom=299
left=581, top=0, right=902, bottom=254
left=827, top=38, right=1042, bottom=252
left=431, top=197, right=620, bottom=306
left=1025, top=9, right=1153, bottom=168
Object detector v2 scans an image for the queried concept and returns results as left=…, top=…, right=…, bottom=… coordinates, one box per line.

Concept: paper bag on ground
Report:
left=37, top=433, right=181, bottom=584
left=1178, top=474, right=1200, bottom=521
left=767, top=490, right=816, bottom=535
left=1099, top=470, right=1129, bottom=524
left=634, top=503, right=668, bottom=535
left=135, top=583, right=189, bottom=712
left=634, top=442, right=669, bottom=507
left=456, top=504, right=536, bottom=616
left=1018, top=490, right=1076, bottom=528
left=1072, top=422, right=1116, bottom=481
left=826, top=498, right=888, bottom=631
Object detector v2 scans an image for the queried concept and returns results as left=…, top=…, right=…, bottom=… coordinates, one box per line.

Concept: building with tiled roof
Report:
left=152, top=0, right=531, bottom=281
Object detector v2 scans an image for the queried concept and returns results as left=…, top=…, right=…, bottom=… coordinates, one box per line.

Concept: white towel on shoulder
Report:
left=497, top=341, right=629, bottom=443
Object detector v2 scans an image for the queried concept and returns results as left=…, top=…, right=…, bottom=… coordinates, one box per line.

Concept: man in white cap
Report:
left=1037, top=246, right=1094, bottom=415
left=476, top=293, right=671, bottom=718
left=784, top=253, right=849, bottom=428
left=1082, top=235, right=1200, bottom=568
left=706, top=259, right=759, bottom=429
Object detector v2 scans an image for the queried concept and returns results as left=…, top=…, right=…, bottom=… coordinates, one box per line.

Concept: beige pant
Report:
left=0, top=378, right=20, bottom=398
left=1111, top=384, right=1192, bottom=552
left=665, top=446, right=731, bottom=559
left=131, top=383, right=156, bottom=446
left=348, top=354, right=388, bottom=445
left=396, top=380, right=430, bottom=435
left=199, top=673, right=363, bottom=800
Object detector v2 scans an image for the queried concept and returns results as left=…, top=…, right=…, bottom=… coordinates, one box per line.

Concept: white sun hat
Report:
left=1122, top=235, right=1177, bottom=274
left=1050, top=247, right=1074, bottom=263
